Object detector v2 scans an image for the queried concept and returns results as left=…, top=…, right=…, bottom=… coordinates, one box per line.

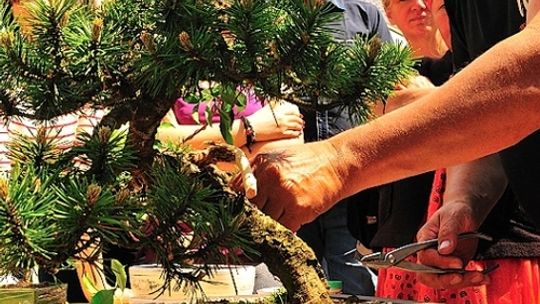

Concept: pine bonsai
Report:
left=0, top=0, right=414, bottom=303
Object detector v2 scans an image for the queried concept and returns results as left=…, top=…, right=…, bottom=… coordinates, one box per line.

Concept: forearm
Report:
left=443, top=155, right=508, bottom=229
left=372, top=87, right=437, bottom=116
left=329, top=20, right=540, bottom=200
left=157, top=120, right=246, bottom=149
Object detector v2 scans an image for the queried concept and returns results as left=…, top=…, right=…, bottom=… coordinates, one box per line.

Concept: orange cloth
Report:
left=377, top=257, right=540, bottom=303
left=376, top=169, right=540, bottom=303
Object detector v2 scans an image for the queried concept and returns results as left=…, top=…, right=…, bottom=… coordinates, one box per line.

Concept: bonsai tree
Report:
left=0, top=0, right=414, bottom=302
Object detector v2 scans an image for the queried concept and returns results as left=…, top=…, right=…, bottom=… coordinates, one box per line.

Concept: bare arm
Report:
left=157, top=118, right=248, bottom=149
left=157, top=102, right=304, bottom=150
left=332, top=16, right=540, bottom=200
left=372, top=87, right=437, bottom=116
left=414, top=155, right=508, bottom=289
left=444, top=156, right=508, bottom=227
left=247, top=11, right=540, bottom=231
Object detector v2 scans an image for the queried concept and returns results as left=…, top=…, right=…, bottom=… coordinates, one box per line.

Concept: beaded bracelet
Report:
left=240, top=116, right=256, bottom=152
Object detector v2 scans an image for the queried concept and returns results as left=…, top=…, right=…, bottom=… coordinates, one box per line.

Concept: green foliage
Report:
left=7, top=127, right=62, bottom=171
left=0, top=0, right=413, bottom=124
left=61, top=126, right=136, bottom=185
left=87, top=258, right=126, bottom=304
left=90, top=289, right=115, bottom=304
left=0, top=127, right=143, bottom=276
left=142, top=156, right=255, bottom=294
left=0, top=0, right=416, bottom=299
left=111, top=258, right=127, bottom=291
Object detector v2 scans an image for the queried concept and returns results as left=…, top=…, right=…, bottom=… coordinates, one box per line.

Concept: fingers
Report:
left=417, top=270, right=490, bottom=289
left=416, top=247, right=490, bottom=289
left=282, top=129, right=303, bottom=138
left=261, top=192, right=284, bottom=221
left=247, top=155, right=273, bottom=210
left=437, top=218, right=461, bottom=255
left=229, top=172, right=243, bottom=193
left=418, top=248, right=463, bottom=270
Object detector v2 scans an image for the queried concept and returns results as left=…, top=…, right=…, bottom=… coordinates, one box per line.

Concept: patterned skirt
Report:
left=376, top=169, right=540, bottom=303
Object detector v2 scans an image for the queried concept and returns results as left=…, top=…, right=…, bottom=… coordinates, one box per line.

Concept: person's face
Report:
left=430, top=0, right=451, bottom=49
left=385, top=0, right=431, bottom=37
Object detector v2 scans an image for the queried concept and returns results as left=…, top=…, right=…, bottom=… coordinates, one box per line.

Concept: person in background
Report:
left=294, top=0, right=393, bottom=296
left=157, top=89, right=305, bottom=159
left=382, top=0, right=447, bottom=58
left=242, top=0, right=540, bottom=291
left=373, top=0, right=540, bottom=302
left=412, top=1, right=540, bottom=301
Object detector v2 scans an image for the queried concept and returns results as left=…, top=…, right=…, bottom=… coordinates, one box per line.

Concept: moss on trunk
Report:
left=241, top=203, right=332, bottom=304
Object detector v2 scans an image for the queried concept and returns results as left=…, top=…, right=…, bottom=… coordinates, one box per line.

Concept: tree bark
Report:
left=242, top=203, right=332, bottom=304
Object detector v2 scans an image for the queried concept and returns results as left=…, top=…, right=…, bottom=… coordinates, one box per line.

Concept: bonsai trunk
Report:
left=128, top=97, right=176, bottom=189
left=241, top=203, right=332, bottom=304
left=190, top=145, right=332, bottom=304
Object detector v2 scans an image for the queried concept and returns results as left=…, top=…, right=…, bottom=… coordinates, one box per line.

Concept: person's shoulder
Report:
left=346, top=0, right=384, bottom=16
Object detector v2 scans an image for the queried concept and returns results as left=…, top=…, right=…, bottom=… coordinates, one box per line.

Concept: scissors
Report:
left=360, top=232, right=499, bottom=274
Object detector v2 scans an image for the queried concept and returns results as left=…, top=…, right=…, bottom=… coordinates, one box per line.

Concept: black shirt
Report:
left=370, top=54, right=452, bottom=249
left=445, top=0, right=540, bottom=258
left=370, top=1, right=540, bottom=258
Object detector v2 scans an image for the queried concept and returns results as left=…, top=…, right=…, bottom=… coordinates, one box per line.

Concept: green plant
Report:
left=0, top=0, right=415, bottom=303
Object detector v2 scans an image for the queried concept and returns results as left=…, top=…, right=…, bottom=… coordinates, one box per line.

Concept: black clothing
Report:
left=367, top=0, right=540, bottom=259
left=369, top=54, right=452, bottom=249
left=445, top=0, right=540, bottom=258
left=417, top=51, right=453, bottom=86
left=446, top=0, right=525, bottom=72
left=499, top=131, right=540, bottom=231
left=369, top=172, right=434, bottom=248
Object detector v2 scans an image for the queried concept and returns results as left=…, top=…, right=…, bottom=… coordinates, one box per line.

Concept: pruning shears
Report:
left=359, top=232, right=499, bottom=274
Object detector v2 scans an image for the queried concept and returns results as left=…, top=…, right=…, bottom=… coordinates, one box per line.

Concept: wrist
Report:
left=443, top=199, right=484, bottom=231
left=320, top=139, right=349, bottom=202
left=232, top=120, right=246, bottom=146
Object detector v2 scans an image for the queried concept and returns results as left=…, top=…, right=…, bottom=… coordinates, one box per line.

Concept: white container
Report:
left=129, top=264, right=256, bottom=301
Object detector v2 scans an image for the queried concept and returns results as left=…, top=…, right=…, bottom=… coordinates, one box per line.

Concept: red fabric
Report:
left=376, top=169, right=540, bottom=303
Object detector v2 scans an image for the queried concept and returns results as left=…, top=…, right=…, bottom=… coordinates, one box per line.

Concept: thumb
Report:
left=437, top=215, right=461, bottom=255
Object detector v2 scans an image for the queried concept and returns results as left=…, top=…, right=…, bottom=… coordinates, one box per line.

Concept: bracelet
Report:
left=240, top=116, right=256, bottom=152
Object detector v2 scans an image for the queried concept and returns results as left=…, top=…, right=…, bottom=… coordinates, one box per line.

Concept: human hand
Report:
left=416, top=202, right=490, bottom=289
left=382, top=87, right=436, bottom=113
left=233, top=141, right=345, bottom=232
left=248, top=102, right=304, bottom=142
left=396, top=75, right=435, bottom=90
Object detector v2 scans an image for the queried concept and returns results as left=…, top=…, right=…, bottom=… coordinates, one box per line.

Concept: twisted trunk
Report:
left=128, top=97, right=176, bottom=189
left=242, top=203, right=332, bottom=304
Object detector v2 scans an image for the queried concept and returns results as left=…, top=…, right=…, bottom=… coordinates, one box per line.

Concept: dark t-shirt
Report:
left=369, top=0, right=540, bottom=258
left=445, top=0, right=540, bottom=258
left=369, top=53, right=453, bottom=249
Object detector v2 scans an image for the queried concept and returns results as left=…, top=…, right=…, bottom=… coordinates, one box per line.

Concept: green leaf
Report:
left=220, top=85, right=237, bottom=106
left=235, top=94, right=247, bottom=113
left=91, top=289, right=115, bottom=304
left=184, top=94, right=201, bottom=104
left=205, top=101, right=214, bottom=127
left=219, top=108, right=234, bottom=145
left=111, top=259, right=127, bottom=291
left=160, top=121, right=174, bottom=129
left=201, top=88, right=213, bottom=101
